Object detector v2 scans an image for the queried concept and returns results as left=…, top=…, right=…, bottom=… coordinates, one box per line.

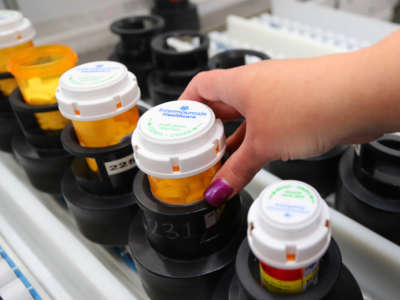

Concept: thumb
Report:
left=204, top=139, right=268, bottom=207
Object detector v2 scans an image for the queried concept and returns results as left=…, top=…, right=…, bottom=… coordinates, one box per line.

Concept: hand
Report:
left=180, top=51, right=386, bottom=206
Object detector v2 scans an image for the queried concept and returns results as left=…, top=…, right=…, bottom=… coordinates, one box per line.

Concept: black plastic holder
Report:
left=0, top=73, right=21, bottom=152
left=62, top=168, right=138, bottom=246
left=148, top=31, right=209, bottom=105
left=151, top=0, right=200, bottom=32
left=0, top=110, right=21, bottom=152
left=208, top=49, right=270, bottom=138
left=336, top=135, right=400, bottom=244
left=129, top=172, right=253, bottom=300
left=208, top=49, right=269, bottom=70
left=9, top=88, right=72, bottom=194
left=213, top=239, right=362, bottom=300
left=266, top=146, right=348, bottom=198
left=61, top=106, right=147, bottom=246
left=110, top=15, right=165, bottom=98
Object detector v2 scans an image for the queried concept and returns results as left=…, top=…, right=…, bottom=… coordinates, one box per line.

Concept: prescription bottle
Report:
left=132, top=100, right=225, bottom=206
left=0, top=10, right=35, bottom=97
left=247, top=180, right=331, bottom=295
left=57, top=61, right=141, bottom=172
left=8, top=44, right=77, bottom=130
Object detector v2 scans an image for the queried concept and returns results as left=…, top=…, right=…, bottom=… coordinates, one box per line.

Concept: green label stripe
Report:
left=147, top=117, right=204, bottom=138
left=269, top=185, right=315, bottom=204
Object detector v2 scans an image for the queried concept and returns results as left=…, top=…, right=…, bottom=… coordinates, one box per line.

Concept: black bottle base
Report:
left=336, top=149, right=400, bottom=244
left=129, top=191, right=253, bottom=300
left=265, top=146, right=348, bottom=198
left=12, top=135, right=72, bottom=195
left=62, top=168, right=138, bottom=246
left=147, top=70, right=185, bottom=105
left=109, top=52, right=154, bottom=99
left=0, top=112, right=20, bottom=152
left=213, top=239, right=362, bottom=300
left=151, top=2, right=200, bottom=32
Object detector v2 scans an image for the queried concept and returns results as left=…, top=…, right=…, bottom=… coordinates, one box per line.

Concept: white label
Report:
left=245, top=55, right=262, bottom=65
left=140, top=100, right=213, bottom=141
left=66, top=62, right=124, bottom=88
left=263, top=183, right=318, bottom=225
left=166, top=36, right=200, bottom=52
left=104, top=154, right=136, bottom=176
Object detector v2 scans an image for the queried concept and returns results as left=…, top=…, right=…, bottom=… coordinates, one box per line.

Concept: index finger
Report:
left=179, top=69, right=246, bottom=116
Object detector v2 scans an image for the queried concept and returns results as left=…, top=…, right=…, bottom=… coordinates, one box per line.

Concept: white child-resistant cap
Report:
left=56, top=61, right=141, bottom=121
left=0, top=10, right=35, bottom=49
left=132, top=100, right=225, bottom=179
left=248, top=180, right=331, bottom=269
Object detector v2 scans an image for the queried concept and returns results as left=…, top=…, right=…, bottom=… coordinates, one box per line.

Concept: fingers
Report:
left=179, top=69, right=227, bottom=102
left=205, top=101, right=242, bottom=122
left=179, top=69, right=246, bottom=116
left=204, top=138, right=270, bottom=207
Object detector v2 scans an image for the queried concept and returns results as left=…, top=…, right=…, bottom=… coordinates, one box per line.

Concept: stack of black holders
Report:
left=208, top=49, right=270, bottom=138
left=266, top=146, right=348, bottom=198
left=9, top=88, right=72, bottom=195
left=336, top=134, right=400, bottom=244
left=61, top=105, right=147, bottom=246
left=151, top=0, right=200, bottom=32
left=213, top=239, right=363, bottom=300
left=129, top=171, right=253, bottom=300
left=148, top=31, right=209, bottom=105
left=110, top=15, right=165, bottom=98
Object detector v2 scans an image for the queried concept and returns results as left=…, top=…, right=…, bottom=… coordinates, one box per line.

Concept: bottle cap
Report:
left=57, top=61, right=141, bottom=121
left=132, top=100, right=225, bottom=178
left=248, top=180, right=331, bottom=269
left=0, top=10, right=35, bottom=49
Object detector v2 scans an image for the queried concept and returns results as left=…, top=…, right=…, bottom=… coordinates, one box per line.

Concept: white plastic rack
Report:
left=209, top=13, right=370, bottom=58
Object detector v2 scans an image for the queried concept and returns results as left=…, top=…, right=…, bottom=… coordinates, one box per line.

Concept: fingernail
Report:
left=204, top=178, right=233, bottom=207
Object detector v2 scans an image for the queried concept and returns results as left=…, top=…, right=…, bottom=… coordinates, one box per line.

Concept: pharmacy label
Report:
left=141, top=101, right=213, bottom=141
left=104, top=154, right=136, bottom=176
left=260, top=261, right=319, bottom=294
left=263, top=184, right=318, bottom=224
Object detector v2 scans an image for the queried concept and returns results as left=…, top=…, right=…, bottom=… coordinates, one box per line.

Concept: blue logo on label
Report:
left=96, top=64, right=104, bottom=68
left=180, top=105, right=189, bottom=111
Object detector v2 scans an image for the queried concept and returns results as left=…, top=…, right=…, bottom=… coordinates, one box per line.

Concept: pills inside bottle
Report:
left=247, top=180, right=331, bottom=294
left=8, top=45, right=77, bottom=130
left=0, top=10, right=35, bottom=97
left=132, top=100, right=225, bottom=206
left=57, top=61, right=141, bottom=172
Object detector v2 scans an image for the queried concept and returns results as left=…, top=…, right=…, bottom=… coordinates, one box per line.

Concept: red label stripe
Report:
left=260, top=262, right=304, bottom=281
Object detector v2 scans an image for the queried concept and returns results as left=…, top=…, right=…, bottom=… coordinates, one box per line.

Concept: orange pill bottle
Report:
left=8, top=45, right=77, bottom=130
left=57, top=61, right=141, bottom=172
left=0, top=10, right=35, bottom=98
left=132, top=100, right=225, bottom=206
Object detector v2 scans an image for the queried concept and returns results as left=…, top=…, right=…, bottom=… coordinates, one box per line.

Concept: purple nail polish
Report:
left=204, top=178, right=233, bottom=207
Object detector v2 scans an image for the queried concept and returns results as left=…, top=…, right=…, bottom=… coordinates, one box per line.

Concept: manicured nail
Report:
left=204, top=178, right=233, bottom=207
